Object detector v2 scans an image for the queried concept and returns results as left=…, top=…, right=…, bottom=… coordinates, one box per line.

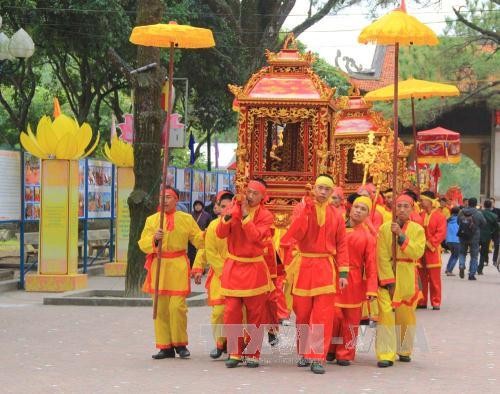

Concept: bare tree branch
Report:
left=290, top=0, right=344, bottom=38
left=453, top=6, right=500, bottom=44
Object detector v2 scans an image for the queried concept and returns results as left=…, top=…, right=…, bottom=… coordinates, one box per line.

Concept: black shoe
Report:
left=336, top=359, right=351, bottom=366
left=297, top=357, right=311, bottom=367
left=468, top=275, right=477, bottom=281
left=477, top=271, right=483, bottom=275
left=459, top=267, right=465, bottom=279
left=152, top=348, right=175, bottom=359
left=416, top=305, right=427, bottom=309
left=377, top=360, right=394, bottom=368
left=210, top=347, right=223, bottom=359
left=225, top=357, right=243, bottom=368
left=175, top=346, right=190, bottom=359
left=399, top=355, right=411, bottom=362
left=326, top=352, right=335, bottom=362
left=432, top=306, right=440, bottom=310
left=268, top=332, right=279, bottom=347
left=310, top=361, right=325, bottom=374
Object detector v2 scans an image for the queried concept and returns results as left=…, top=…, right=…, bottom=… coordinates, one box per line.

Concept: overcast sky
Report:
left=283, top=0, right=467, bottom=71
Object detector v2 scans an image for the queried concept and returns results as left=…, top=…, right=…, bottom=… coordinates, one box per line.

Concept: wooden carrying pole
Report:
left=153, top=43, right=175, bottom=319
left=391, top=43, right=400, bottom=268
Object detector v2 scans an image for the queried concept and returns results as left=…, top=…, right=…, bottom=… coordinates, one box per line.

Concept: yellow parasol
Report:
left=365, top=78, right=459, bottom=192
left=358, top=0, right=438, bottom=263
left=130, top=21, right=215, bottom=319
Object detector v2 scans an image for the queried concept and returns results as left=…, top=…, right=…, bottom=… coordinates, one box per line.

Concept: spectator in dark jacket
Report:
left=458, top=197, right=486, bottom=280
left=490, top=197, right=500, bottom=268
left=445, top=207, right=460, bottom=276
left=478, top=199, right=498, bottom=274
left=187, top=200, right=212, bottom=267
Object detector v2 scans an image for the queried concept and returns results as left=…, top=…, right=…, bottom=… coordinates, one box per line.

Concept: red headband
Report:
left=161, top=189, right=179, bottom=201
left=396, top=194, right=414, bottom=206
left=248, top=180, right=266, bottom=194
left=247, top=180, right=268, bottom=203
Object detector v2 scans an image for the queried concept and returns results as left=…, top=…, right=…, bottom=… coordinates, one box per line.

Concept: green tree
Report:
left=438, top=154, right=480, bottom=199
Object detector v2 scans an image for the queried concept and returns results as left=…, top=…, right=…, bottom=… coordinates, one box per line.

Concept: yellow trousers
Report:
left=211, top=304, right=225, bottom=349
left=376, top=288, right=417, bottom=362
left=154, top=295, right=188, bottom=349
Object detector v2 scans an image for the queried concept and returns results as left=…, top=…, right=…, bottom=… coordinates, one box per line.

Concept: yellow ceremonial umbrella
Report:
left=365, top=78, right=459, bottom=192
left=358, top=0, right=438, bottom=262
left=130, top=21, right=215, bottom=319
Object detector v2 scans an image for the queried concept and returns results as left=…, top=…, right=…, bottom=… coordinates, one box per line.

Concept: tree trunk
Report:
left=206, top=128, right=211, bottom=171
left=125, top=0, right=165, bottom=296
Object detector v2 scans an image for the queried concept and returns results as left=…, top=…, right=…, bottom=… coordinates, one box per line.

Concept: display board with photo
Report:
left=87, top=160, right=113, bottom=218
left=24, top=153, right=41, bottom=220
left=0, top=150, right=21, bottom=221
left=176, top=168, right=191, bottom=210
left=228, top=172, right=236, bottom=192
left=205, top=172, right=217, bottom=204
left=192, top=170, right=205, bottom=206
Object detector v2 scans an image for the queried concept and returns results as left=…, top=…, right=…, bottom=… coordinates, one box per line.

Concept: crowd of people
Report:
left=137, top=177, right=499, bottom=374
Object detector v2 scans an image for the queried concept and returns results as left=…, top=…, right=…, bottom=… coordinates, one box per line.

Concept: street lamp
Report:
left=0, top=16, right=35, bottom=61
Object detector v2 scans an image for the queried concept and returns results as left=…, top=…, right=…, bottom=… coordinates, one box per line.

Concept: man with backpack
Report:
left=458, top=197, right=486, bottom=280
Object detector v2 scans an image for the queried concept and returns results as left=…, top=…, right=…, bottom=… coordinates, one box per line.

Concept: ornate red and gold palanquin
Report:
left=332, top=96, right=412, bottom=194
left=229, top=36, right=336, bottom=227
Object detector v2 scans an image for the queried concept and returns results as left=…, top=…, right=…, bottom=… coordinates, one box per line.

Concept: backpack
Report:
left=457, top=212, right=476, bottom=239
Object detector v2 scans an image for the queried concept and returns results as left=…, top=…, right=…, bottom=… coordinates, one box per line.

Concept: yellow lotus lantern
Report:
left=20, top=114, right=99, bottom=160
left=104, top=137, right=134, bottom=167
left=23, top=112, right=99, bottom=292
left=103, top=136, right=135, bottom=277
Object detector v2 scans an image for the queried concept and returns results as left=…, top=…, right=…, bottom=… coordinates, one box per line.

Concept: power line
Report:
left=2, top=4, right=499, bottom=17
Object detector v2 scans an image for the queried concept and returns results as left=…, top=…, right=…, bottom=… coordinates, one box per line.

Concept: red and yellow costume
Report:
left=376, top=195, right=426, bottom=362
left=192, top=217, right=228, bottom=350
left=283, top=176, right=349, bottom=362
left=139, top=207, right=204, bottom=350
left=418, top=197, right=447, bottom=308
left=329, top=197, right=378, bottom=362
left=217, top=182, right=274, bottom=362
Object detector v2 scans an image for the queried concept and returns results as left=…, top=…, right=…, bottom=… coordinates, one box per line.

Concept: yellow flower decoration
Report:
left=20, top=114, right=100, bottom=160
left=103, top=136, right=134, bottom=167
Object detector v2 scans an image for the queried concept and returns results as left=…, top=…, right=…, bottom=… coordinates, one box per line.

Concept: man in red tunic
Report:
left=217, top=178, right=274, bottom=368
left=418, top=191, right=447, bottom=310
left=328, top=196, right=378, bottom=366
left=283, top=175, right=349, bottom=374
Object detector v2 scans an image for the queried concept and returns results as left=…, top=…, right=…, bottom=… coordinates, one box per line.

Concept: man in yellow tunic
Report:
left=192, top=190, right=234, bottom=359
left=139, top=186, right=205, bottom=360
left=376, top=194, right=426, bottom=368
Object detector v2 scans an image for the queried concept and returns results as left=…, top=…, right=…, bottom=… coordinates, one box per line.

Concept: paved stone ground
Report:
left=1, top=262, right=499, bottom=393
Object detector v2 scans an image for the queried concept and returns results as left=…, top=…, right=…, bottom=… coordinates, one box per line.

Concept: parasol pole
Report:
left=153, top=42, right=175, bottom=320
left=391, top=43, right=400, bottom=267
left=411, top=96, right=421, bottom=197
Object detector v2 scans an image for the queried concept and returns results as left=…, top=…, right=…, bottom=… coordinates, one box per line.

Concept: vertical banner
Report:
left=39, top=160, right=70, bottom=274
left=115, top=167, right=134, bottom=262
